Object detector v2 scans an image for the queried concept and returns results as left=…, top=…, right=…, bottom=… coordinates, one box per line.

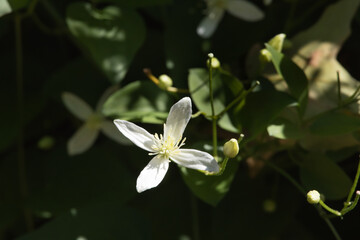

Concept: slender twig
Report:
left=208, top=54, right=218, bottom=157
left=191, top=194, right=200, bottom=240
left=345, top=160, right=360, bottom=204
left=14, top=13, right=33, bottom=232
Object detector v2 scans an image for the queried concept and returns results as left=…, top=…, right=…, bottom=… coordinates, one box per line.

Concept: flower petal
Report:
left=113, top=120, right=155, bottom=152
left=136, top=156, right=170, bottom=193
left=62, top=92, right=93, bottom=121
left=100, top=120, right=131, bottom=145
left=197, top=7, right=224, bottom=38
left=67, top=124, right=99, bottom=156
left=226, top=0, right=264, bottom=21
left=164, top=97, right=192, bottom=142
left=170, top=149, right=220, bottom=173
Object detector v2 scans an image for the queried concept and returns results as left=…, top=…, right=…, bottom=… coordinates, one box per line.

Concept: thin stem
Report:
left=346, top=160, right=360, bottom=204
left=265, top=161, right=306, bottom=195
left=319, top=200, right=341, bottom=216
left=191, top=194, right=200, bottom=240
left=14, top=14, right=33, bottom=232
left=322, top=217, right=342, bottom=240
left=208, top=54, right=217, bottom=157
left=216, top=81, right=260, bottom=118
left=341, top=192, right=360, bottom=215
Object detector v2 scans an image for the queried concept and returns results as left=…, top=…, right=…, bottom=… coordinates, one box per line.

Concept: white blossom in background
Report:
left=62, top=89, right=129, bottom=156
left=197, top=0, right=265, bottom=38
left=114, top=97, right=220, bottom=193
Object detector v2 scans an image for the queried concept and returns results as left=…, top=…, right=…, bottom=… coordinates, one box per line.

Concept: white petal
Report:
left=170, top=149, right=219, bottom=173
left=100, top=120, right=131, bottom=145
left=62, top=92, right=93, bottom=121
left=197, top=7, right=224, bottom=38
left=113, top=120, right=155, bottom=152
left=164, top=97, right=192, bottom=142
left=136, top=156, right=170, bottom=193
left=67, top=124, right=99, bottom=156
left=226, top=0, right=264, bottom=21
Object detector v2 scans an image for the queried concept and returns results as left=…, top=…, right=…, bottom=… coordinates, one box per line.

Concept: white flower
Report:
left=197, top=0, right=265, bottom=38
left=113, top=97, right=220, bottom=193
left=62, top=89, right=129, bottom=156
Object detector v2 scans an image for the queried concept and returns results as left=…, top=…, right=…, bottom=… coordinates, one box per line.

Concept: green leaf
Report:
left=102, top=81, right=171, bottom=124
left=299, top=152, right=352, bottom=200
left=309, top=110, right=360, bottom=135
left=267, top=117, right=303, bottom=140
left=180, top=147, right=240, bottom=206
left=0, top=0, right=29, bottom=17
left=66, top=3, right=145, bottom=83
left=16, top=203, right=150, bottom=240
left=188, top=68, right=243, bottom=133
left=266, top=44, right=308, bottom=115
left=235, top=83, right=296, bottom=140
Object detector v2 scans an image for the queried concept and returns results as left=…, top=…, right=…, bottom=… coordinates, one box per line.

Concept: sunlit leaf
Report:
left=66, top=3, right=146, bottom=83
left=0, top=0, right=29, bottom=17
left=266, top=44, right=308, bottom=115
left=267, top=117, right=303, bottom=140
left=181, top=158, right=239, bottom=206
left=235, top=82, right=296, bottom=140
left=299, top=152, right=352, bottom=200
left=309, top=110, right=360, bottom=135
left=102, top=81, right=171, bottom=124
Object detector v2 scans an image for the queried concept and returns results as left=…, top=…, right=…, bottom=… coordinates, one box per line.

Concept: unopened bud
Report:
left=158, top=74, right=173, bottom=90
left=263, top=199, right=276, bottom=213
left=268, top=33, right=286, bottom=52
left=223, top=138, right=239, bottom=158
left=307, top=190, right=320, bottom=204
left=207, top=57, right=221, bottom=68
left=259, top=49, right=272, bottom=63
left=208, top=53, right=214, bottom=58
left=37, top=136, right=55, bottom=150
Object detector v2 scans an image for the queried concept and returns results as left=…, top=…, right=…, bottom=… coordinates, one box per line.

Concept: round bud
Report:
left=223, top=138, right=239, bottom=158
left=208, top=53, right=214, bottom=58
left=307, top=190, right=320, bottom=204
left=263, top=199, right=276, bottom=213
left=207, top=57, right=221, bottom=69
left=158, top=74, right=173, bottom=90
left=259, top=49, right=272, bottom=63
left=268, top=33, right=286, bottom=52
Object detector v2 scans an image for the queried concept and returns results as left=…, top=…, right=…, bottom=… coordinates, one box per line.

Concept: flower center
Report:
left=85, top=114, right=103, bottom=130
left=207, top=0, right=227, bottom=9
left=150, top=133, right=186, bottom=159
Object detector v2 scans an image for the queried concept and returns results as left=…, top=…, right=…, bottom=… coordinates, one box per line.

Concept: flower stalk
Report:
left=208, top=53, right=218, bottom=158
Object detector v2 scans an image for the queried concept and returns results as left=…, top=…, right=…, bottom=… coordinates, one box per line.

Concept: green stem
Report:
left=265, top=161, right=306, bottom=195
left=216, top=81, right=260, bottom=119
left=191, top=194, right=200, bottom=240
left=322, top=217, right=342, bottom=240
left=14, top=14, right=33, bottom=232
left=208, top=54, right=217, bottom=157
left=319, top=200, right=341, bottom=216
left=341, top=192, right=360, bottom=215
left=345, top=160, right=360, bottom=204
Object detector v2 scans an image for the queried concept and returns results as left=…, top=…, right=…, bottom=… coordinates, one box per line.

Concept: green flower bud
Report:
left=259, top=49, right=272, bottom=63
left=307, top=190, right=320, bottom=204
left=37, top=136, right=55, bottom=150
left=268, top=33, right=286, bottom=52
left=263, top=199, right=276, bottom=213
left=207, top=57, right=221, bottom=69
left=223, top=138, right=239, bottom=158
left=158, top=74, right=173, bottom=90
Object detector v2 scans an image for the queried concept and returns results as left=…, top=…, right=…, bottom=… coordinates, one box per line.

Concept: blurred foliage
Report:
left=1, top=0, right=360, bottom=239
